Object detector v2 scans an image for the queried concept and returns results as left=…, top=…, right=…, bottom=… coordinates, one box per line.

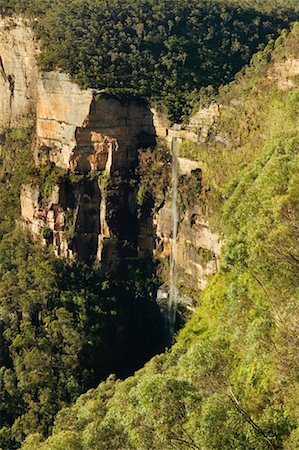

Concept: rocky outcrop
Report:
left=20, top=178, right=102, bottom=262
left=20, top=184, right=41, bottom=235
left=154, top=160, right=222, bottom=291
left=35, top=72, right=93, bottom=169
left=36, top=74, right=155, bottom=171
left=267, top=57, right=299, bottom=91
left=0, top=16, right=38, bottom=130
left=187, top=103, right=220, bottom=142
left=153, top=103, right=220, bottom=145
left=20, top=88, right=156, bottom=264
left=176, top=212, right=221, bottom=290
left=178, top=157, right=201, bottom=175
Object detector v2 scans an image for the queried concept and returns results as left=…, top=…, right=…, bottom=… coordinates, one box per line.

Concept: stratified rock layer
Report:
left=21, top=87, right=156, bottom=264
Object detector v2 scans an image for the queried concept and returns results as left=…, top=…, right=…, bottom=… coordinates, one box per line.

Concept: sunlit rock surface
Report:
left=0, top=16, right=38, bottom=129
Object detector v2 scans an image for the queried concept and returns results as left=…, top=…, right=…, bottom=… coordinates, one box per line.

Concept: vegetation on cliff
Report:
left=21, top=23, right=299, bottom=450
left=0, top=0, right=299, bottom=120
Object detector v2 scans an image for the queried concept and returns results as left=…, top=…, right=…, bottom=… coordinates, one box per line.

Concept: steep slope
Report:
left=24, top=24, right=299, bottom=450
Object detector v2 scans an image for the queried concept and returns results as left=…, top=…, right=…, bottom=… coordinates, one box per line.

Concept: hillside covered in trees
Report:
left=21, top=22, right=299, bottom=450
left=0, top=0, right=299, bottom=120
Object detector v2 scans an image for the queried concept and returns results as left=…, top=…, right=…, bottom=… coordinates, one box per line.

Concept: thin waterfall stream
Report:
left=167, top=137, right=179, bottom=343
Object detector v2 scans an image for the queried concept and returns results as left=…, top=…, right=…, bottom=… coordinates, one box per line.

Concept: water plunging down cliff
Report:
left=167, top=137, right=180, bottom=341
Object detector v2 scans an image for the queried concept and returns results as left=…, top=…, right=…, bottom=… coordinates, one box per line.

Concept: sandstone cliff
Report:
left=0, top=16, right=222, bottom=290
left=0, top=16, right=38, bottom=129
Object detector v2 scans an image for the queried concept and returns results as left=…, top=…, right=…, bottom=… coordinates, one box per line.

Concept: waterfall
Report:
left=167, top=137, right=179, bottom=343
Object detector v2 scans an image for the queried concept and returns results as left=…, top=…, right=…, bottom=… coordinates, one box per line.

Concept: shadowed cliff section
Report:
left=27, top=87, right=157, bottom=265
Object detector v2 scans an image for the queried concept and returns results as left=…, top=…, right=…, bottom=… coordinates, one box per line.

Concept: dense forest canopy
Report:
left=0, top=0, right=299, bottom=120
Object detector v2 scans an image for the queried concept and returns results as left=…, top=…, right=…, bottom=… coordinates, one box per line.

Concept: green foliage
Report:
left=137, top=143, right=171, bottom=208
left=38, top=166, right=65, bottom=202
left=98, top=170, right=109, bottom=191
left=0, top=231, right=99, bottom=446
left=41, top=227, right=53, bottom=242
left=0, top=229, right=164, bottom=448
left=37, top=0, right=299, bottom=121
left=0, top=0, right=54, bottom=16
left=0, top=128, right=35, bottom=237
left=178, top=169, right=202, bottom=212
left=179, top=24, right=299, bottom=230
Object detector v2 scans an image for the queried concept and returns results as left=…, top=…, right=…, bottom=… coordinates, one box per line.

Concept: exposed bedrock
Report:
left=36, top=73, right=155, bottom=171
left=0, top=16, right=38, bottom=130
left=20, top=88, right=157, bottom=266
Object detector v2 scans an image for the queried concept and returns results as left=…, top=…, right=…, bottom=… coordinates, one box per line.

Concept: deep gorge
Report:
left=0, top=5, right=299, bottom=450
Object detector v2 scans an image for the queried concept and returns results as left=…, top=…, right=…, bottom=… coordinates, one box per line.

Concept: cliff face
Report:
left=154, top=182, right=221, bottom=291
left=0, top=16, right=38, bottom=129
left=152, top=116, right=222, bottom=292
left=155, top=204, right=221, bottom=291
left=36, top=72, right=155, bottom=171
left=0, top=16, right=221, bottom=289
left=21, top=86, right=156, bottom=264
